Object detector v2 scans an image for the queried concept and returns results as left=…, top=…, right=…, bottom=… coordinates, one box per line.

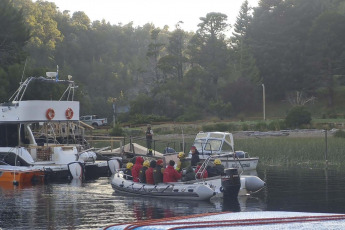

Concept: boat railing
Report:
left=195, top=155, right=213, bottom=181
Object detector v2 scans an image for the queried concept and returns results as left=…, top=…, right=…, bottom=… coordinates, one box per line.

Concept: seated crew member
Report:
left=145, top=160, right=156, bottom=185
left=124, top=162, right=133, bottom=180
left=139, top=160, right=150, bottom=183
left=132, top=156, right=144, bottom=182
left=212, top=158, right=225, bottom=176
left=176, top=152, right=189, bottom=172
left=163, top=160, right=182, bottom=183
left=153, top=159, right=164, bottom=184
left=182, top=165, right=196, bottom=182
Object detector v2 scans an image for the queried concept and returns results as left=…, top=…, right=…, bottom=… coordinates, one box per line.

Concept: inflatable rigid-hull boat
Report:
left=111, top=172, right=216, bottom=201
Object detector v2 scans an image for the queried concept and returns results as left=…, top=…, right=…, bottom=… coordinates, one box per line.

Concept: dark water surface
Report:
left=1, top=166, right=345, bottom=229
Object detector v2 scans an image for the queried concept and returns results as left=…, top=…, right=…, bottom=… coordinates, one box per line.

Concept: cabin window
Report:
left=205, top=139, right=222, bottom=152
left=0, top=124, right=19, bottom=147
left=221, top=141, right=233, bottom=152
left=225, top=135, right=232, bottom=145
left=193, top=139, right=205, bottom=151
left=209, top=133, right=224, bottom=139
left=195, top=133, right=208, bottom=139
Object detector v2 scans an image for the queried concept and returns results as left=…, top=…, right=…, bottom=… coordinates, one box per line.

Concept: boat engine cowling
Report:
left=221, top=168, right=241, bottom=198
left=79, top=151, right=97, bottom=162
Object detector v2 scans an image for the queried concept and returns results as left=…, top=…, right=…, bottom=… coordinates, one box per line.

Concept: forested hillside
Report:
left=1, top=0, right=345, bottom=124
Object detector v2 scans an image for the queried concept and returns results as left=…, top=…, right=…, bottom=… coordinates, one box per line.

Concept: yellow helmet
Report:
left=178, top=152, right=185, bottom=158
left=143, top=160, right=150, bottom=167
left=126, top=162, right=133, bottom=169
left=214, top=159, right=221, bottom=165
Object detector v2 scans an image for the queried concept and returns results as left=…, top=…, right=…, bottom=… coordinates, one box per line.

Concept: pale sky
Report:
left=48, top=0, right=259, bottom=32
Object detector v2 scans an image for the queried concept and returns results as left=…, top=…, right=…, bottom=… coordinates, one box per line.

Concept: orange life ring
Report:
left=46, top=108, right=55, bottom=120
left=65, top=108, right=74, bottom=120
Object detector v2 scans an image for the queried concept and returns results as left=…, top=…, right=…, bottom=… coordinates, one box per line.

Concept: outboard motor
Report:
left=221, top=168, right=241, bottom=198
left=68, top=162, right=85, bottom=180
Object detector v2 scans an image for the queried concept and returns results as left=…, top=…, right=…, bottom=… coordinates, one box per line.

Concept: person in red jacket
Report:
left=145, top=160, right=156, bottom=185
left=163, top=160, right=182, bottom=183
left=132, top=156, right=144, bottom=182
left=195, top=162, right=208, bottom=179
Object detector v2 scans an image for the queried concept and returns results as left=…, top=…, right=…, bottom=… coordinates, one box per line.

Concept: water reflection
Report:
left=116, top=194, right=220, bottom=220
left=259, top=166, right=345, bottom=214
left=2, top=166, right=345, bottom=229
left=222, top=196, right=241, bottom=212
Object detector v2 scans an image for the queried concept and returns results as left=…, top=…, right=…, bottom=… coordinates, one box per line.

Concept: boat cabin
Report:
left=191, top=131, right=234, bottom=156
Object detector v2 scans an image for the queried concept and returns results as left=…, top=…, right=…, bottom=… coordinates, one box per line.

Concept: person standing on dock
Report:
left=163, top=160, right=182, bottom=182
left=153, top=159, right=164, bottom=184
left=145, top=124, right=154, bottom=156
left=145, top=160, right=156, bottom=184
left=132, top=156, right=144, bottom=182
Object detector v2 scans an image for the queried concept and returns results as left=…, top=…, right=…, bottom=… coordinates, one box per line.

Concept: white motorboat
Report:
left=111, top=159, right=265, bottom=201
left=188, top=131, right=259, bottom=171
left=111, top=171, right=217, bottom=201
left=0, top=70, right=115, bottom=182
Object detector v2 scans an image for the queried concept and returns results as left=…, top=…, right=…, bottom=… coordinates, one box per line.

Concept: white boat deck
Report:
left=103, top=211, right=345, bottom=229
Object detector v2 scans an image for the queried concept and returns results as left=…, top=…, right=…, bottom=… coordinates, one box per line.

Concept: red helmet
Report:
left=191, top=146, right=196, bottom=150
left=157, top=159, right=163, bottom=165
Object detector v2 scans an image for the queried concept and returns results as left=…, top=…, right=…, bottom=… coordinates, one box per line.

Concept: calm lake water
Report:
left=1, top=166, right=345, bottom=229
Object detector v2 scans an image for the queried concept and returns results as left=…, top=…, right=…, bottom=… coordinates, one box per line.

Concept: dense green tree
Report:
left=13, top=0, right=63, bottom=67
left=306, top=12, right=345, bottom=107
left=158, top=22, right=189, bottom=82
left=189, top=12, right=229, bottom=100
left=248, top=0, right=335, bottom=100
left=3, top=0, right=345, bottom=122
left=147, top=28, right=164, bottom=81
left=0, top=0, right=29, bottom=67
left=230, top=0, right=260, bottom=83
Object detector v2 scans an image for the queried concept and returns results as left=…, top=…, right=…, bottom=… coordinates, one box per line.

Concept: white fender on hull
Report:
left=243, top=175, right=266, bottom=192
left=67, top=162, right=84, bottom=179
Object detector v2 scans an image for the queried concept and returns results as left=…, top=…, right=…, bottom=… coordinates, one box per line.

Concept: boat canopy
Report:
left=193, top=132, right=234, bottom=155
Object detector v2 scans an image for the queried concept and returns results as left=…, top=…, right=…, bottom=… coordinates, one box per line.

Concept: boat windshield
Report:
left=194, top=139, right=222, bottom=153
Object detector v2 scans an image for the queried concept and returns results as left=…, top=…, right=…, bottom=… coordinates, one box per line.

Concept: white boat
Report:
left=0, top=70, right=115, bottom=182
left=111, top=163, right=265, bottom=201
left=0, top=162, right=44, bottom=185
left=111, top=171, right=216, bottom=201
left=188, top=131, right=259, bottom=171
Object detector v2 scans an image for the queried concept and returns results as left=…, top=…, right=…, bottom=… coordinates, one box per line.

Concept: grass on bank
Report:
left=89, top=117, right=345, bottom=168
left=235, top=136, right=345, bottom=169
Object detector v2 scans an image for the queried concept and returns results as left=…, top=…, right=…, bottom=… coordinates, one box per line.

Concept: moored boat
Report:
left=188, top=131, right=259, bottom=171
left=0, top=70, right=112, bottom=182
left=0, top=163, right=44, bottom=185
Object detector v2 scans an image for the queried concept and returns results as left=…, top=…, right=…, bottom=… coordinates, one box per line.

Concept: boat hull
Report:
left=0, top=166, right=44, bottom=185
left=220, top=158, right=258, bottom=171
left=111, top=173, right=216, bottom=201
